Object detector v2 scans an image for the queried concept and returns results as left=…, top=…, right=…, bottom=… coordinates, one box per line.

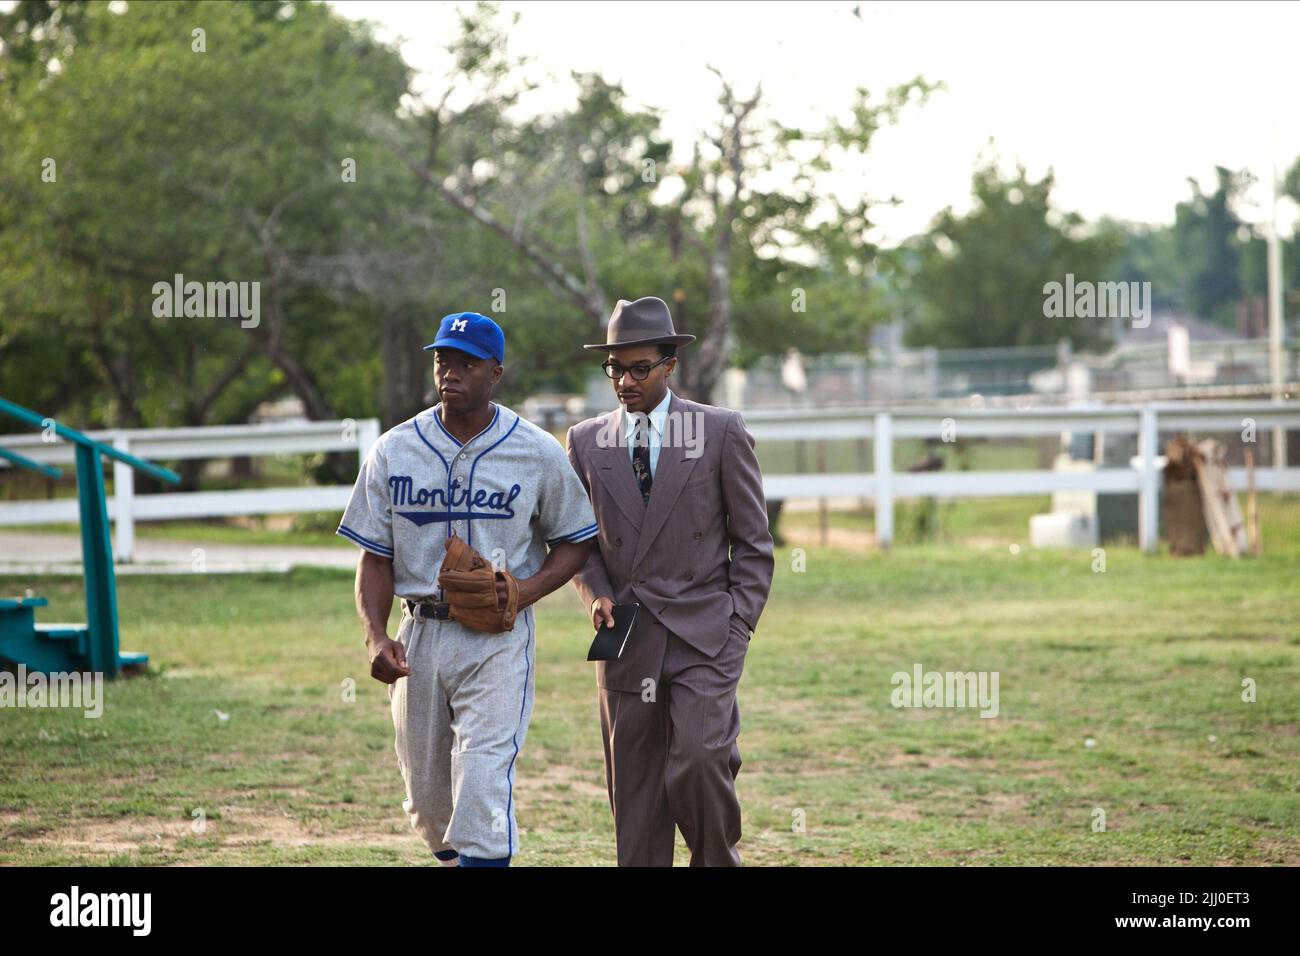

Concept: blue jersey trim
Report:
left=465, top=411, right=522, bottom=549
left=433, top=406, right=460, bottom=446
left=433, top=402, right=499, bottom=448
left=397, top=510, right=516, bottom=525
left=337, top=524, right=394, bottom=557
left=505, top=608, right=533, bottom=857
left=412, top=417, right=452, bottom=473
left=546, top=523, right=598, bottom=546
left=412, top=416, right=454, bottom=543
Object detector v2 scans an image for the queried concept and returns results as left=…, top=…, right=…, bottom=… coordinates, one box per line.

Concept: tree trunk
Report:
left=381, top=307, right=429, bottom=429
left=680, top=260, right=732, bottom=403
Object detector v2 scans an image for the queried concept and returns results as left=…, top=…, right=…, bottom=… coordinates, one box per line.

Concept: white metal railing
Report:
left=741, top=401, right=1300, bottom=551
left=0, top=419, right=380, bottom=561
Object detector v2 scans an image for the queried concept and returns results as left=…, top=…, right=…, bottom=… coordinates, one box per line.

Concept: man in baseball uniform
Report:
left=566, top=296, right=775, bottom=866
left=338, top=311, right=598, bottom=868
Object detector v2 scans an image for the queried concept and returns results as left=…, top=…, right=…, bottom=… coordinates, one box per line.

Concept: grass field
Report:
left=2, top=537, right=1298, bottom=867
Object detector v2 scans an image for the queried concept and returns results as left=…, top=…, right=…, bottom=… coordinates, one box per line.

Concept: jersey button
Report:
left=459, top=453, right=467, bottom=460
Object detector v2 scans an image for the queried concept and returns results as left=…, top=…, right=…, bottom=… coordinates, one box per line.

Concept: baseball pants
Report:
left=387, top=602, right=536, bottom=861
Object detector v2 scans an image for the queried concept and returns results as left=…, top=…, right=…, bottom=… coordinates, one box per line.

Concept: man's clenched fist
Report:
left=590, top=596, right=616, bottom=630
left=369, top=636, right=411, bottom=683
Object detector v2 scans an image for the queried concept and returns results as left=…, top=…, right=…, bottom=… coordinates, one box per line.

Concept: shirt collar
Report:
left=430, top=402, right=500, bottom=449
left=624, top=388, right=673, bottom=442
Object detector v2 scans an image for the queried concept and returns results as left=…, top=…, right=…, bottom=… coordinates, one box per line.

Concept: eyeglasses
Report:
left=601, top=356, right=672, bottom=381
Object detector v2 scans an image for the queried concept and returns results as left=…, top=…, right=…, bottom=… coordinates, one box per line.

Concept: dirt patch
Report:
left=1255, top=839, right=1300, bottom=865
left=782, top=527, right=876, bottom=551
left=972, top=791, right=1033, bottom=814
left=217, top=807, right=412, bottom=848
left=870, top=750, right=1062, bottom=778
left=516, top=761, right=607, bottom=799
left=874, top=804, right=924, bottom=822
left=25, top=818, right=190, bottom=854
left=15, top=802, right=413, bottom=857
left=13, top=759, right=609, bottom=859
left=873, top=751, right=989, bottom=770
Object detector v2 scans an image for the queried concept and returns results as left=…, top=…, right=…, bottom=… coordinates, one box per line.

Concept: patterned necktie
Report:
left=631, top=440, right=653, bottom=502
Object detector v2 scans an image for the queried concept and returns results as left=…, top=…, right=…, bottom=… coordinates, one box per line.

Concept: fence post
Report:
left=816, top=440, right=828, bottom=547
left=112, top=432, right=135, bottom=563
left=1138, top=405, right=1158, bottom=553
left=874, top=412, right=893, bottom=549
left=357, top=418, right=381, bottom=462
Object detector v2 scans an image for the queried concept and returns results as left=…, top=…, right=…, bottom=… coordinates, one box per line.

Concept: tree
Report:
left=390, top=3, right=936, bottom=401
left=0, top=0, right=416, bottom=437
left=1173, top=165, right=1252, bottom=326
left=905, top=152, right=1124, bottom=350
left=1100, top=163, right=1297, bottom=334
left=1, top=0, right=941, bottom=445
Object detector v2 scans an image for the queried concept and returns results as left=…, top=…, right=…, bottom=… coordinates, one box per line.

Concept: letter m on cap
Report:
left=451, top=318, right=468, bottom=332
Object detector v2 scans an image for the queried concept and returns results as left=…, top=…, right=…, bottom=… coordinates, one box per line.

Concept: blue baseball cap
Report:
left=423, top=312, right=505, bottom=365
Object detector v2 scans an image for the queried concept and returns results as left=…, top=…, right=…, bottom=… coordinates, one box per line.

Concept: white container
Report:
left=1029, top=512, right=1099, bottom=549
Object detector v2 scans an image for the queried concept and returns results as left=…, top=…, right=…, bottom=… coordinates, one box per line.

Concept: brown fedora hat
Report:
left=582, top=296, right=696, bottom=351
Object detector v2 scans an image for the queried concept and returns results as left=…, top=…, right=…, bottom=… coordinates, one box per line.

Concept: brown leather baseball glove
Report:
left=437, top=535, right=519, bottom=633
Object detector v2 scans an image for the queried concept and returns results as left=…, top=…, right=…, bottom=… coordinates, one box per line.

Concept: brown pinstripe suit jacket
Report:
left=566, top=393, right=774, bottom=667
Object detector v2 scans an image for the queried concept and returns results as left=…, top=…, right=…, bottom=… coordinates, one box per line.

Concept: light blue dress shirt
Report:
left=623, top=388, right=673, bottom=479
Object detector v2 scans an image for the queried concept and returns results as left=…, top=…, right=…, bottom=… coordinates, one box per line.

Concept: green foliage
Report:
left=3, top=1, right=1298, bottom=432
left=0, top=0, right=410, bottom=425
left=1102, top=219, right=1187, bottom=313
left=1173, top=166, right=1251, bottom=326
left=904, top=152, right=1125, bottom=350
left=1103, top=165, right=1298, bottom=331
left=0, top=0, right=939, bottom=427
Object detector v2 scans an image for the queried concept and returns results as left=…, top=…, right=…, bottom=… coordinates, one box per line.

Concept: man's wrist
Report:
left=515, top=574, right=541, bottom=609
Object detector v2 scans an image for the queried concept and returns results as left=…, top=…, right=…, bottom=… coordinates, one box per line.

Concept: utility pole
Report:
left=1266, top=126, right=1287, bottom=469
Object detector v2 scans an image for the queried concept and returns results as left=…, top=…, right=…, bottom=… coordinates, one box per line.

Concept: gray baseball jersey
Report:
left=336, top=401, right=597, bottom=861
left=337, top=402, right=598, bottom=593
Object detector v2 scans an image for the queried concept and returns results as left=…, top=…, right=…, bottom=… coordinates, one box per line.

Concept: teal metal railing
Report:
left=0, top=396, right=181, bottom=676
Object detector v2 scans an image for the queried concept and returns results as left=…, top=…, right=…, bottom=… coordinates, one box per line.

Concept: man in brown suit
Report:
left=565, top=296, right=774, bottom=866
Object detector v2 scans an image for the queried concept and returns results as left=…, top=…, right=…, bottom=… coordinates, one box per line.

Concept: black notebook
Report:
left=587, top=603, right=640, bottom=661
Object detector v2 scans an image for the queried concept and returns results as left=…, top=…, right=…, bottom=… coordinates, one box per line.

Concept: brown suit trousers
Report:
left=598, top=608, right=751, bottom=865
left=567, top=394, right=774, bottom=866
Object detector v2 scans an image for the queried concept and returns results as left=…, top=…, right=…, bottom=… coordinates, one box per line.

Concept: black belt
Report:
left=405, top=599, right=451, bottom=621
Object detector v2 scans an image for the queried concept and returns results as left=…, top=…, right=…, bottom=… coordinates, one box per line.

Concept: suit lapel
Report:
left=631, top=393, right=701, bottom=570
left=590, top=410, right=647, bottom=528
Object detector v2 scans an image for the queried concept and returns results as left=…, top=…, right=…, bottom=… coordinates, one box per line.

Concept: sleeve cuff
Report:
left=546, top=523, right=598, bottom=546
left=337, top=524, right=394, bottom=558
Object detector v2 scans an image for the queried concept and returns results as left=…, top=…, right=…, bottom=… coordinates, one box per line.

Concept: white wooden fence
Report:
left=1, top=402, right=1297, bottom=557
left=0, top=419, right=379, bottom=561
left=742, top=401, right=1300, bottom=551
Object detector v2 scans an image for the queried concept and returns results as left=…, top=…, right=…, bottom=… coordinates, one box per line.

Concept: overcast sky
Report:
left=340, top=1, right=1293, bottom=242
